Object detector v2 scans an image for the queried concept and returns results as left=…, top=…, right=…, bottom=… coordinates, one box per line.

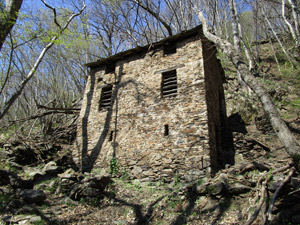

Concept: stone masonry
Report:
left=73, top=26, right=233, bottom=182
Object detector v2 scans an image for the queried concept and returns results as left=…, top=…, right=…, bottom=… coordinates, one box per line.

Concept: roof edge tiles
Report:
left=85, top=25, right=203, bottom=69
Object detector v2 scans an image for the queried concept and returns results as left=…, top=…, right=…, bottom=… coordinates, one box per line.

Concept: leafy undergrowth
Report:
left=222, top=41, right=300, bottom=125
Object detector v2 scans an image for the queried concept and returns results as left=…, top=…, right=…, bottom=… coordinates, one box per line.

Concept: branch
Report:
left=40, top=0, right=61, bottom=29
left=281, top=0, right=299, bottom=46
left=36, top=104, right=80, bottom=111
left=266, top=169, right=295, bottom=221
left=8, top=110, right=79, bottom=123
left=245, top=178, right=268, bottom=225
left=195, top=8, right=234, bottom=58
left=0, top=1, right=86, bottom=121
left=130, top=0, right=173, bottom=36
left=262, top=3, right=295, bottom=67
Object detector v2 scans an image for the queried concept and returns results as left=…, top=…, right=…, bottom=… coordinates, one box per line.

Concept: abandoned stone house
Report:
left=73, top=25, right=233, bottom=182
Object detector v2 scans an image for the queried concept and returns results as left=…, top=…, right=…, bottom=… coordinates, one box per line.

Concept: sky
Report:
left=23, top=0, right=89, bottom=14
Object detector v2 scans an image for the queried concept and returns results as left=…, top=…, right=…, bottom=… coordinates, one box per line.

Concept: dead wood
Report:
left=244, top=164, right=293, bottom=225
left=36, top=104, right=80, bottom=111
left=8, top=111, right=78, bottom=125
left=266, top=168, right=295, bottom=222
left=245, top=177, right=268, bottom=225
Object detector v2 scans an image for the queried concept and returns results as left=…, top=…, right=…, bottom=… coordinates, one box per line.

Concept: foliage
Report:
left=110, top=157, right=119, bottom=175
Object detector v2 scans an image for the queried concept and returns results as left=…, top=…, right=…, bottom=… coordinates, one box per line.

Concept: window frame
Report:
left=161, top=69, right=178, bottom=98
left=99, top=85, right=113, bottom=111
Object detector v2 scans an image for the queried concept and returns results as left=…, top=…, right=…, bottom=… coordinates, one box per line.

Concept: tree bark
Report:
left=196, top=9, right=300, bottom=168
left=281, top=0, right=299, bottom=46
left=0, top=0, right=23, bottom=52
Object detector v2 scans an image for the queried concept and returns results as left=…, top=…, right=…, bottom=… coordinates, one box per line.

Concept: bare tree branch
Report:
left=0, top=1, right=86, bottom=121
left=245, top=178, right=268, bottom=225
left=130, top=0, right=173, bottom=36
left=40, top=0, right=62, bottom=29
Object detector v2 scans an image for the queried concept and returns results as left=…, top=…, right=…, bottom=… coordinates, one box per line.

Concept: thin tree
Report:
left=0, top=0, right=86, bottom=121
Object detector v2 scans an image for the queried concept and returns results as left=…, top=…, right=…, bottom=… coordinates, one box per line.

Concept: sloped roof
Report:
left=85, top=25, right=203, bottom=68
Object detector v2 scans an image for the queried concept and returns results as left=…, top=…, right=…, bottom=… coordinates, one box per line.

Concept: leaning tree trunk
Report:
left=0, top=0, right=23, bottom=52
left=197, top=9, right=300, bottom=168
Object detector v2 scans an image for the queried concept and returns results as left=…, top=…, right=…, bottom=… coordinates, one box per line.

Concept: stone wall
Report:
left=73, top=31, right=227, bottom=182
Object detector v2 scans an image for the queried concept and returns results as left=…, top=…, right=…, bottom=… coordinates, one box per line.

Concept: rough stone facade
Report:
left=73, top=26, right=233, bottom=182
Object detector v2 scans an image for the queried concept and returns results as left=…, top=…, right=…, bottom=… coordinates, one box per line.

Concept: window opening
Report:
left=99, top=85, right=113, bottom=110
left=161, top=70, right=177, bottom=97
left=164, top=124, right=169, bottom=136
left=105, top=62, right=116, bottom=74
left=109, top=131, right=114, bottom=141
left=164, top=42, right=176, bottom=55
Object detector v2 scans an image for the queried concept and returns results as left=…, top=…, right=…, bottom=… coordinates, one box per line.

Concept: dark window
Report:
left=99, top=85, right=113, bottom=110
left=161, top=70, right=177, bottom=97
left=163, top=42, right=176, bottom=55
left=164, top=124, right=169, bottom=136
left=105, top=62, right=116, bottom=74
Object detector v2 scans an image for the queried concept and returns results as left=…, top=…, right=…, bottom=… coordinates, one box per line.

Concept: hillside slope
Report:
left=0, top=42, right=300, bottom=225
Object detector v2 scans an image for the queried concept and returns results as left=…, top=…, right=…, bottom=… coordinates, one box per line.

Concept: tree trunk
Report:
left=0, top=0, right=23, bottom=51
left=196, top=9, right=300, bottom=168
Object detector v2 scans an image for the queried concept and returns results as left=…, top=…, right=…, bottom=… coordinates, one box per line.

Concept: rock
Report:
left=58, top=168, right=79, bottom=180
left=131, top=166, right=143, bottom=178
left=196, top=184, right=207, bottom=195
left=269, top=181, right=282, bottom=192
left=2, top=215, right=12, bottom=224
left=63, top=197, right=79, bottom=206
left=42, top=161, right=62, bottom=174
left=24, top=167, right=45, bottom=181
left=68, top=175, right=112, bottom=200
left=7, top=144, right=38, bottom=166
left=207, top=182, right=225, bottom=196
left=8, top=199, right=24, bottom=210
left=290, top=177, right=300, bottom=189
left=228, top=183, right=251, bottom=195
left=20, top=189, right=46, bottom=204
left=30, top=216, right=42, bottom=223
left=0, top=170, right=33, bottom=189
left=86, top=175, right=112, bottom=190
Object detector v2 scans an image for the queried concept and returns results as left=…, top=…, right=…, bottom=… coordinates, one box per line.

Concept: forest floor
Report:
left=44, top=123, right=300, bottom=225
left=1, top=116, right=299, bottom=225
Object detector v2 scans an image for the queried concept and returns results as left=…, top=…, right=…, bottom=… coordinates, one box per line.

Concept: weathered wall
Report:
left=202, top=39, right=234, bottom=172
left=74, top=33, right=226, bottom=182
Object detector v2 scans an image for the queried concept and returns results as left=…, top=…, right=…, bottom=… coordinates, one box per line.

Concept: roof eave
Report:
left=85, top=25, right=203, bottom=69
